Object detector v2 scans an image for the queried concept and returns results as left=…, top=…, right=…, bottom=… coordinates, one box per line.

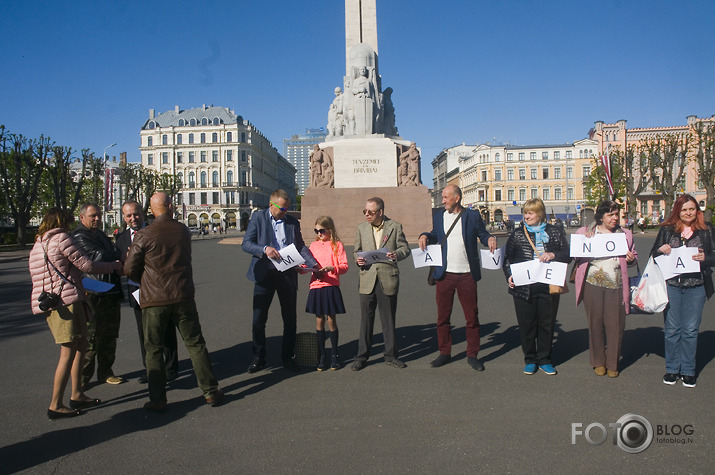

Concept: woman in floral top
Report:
left=574, top=201, right=637, bottom=378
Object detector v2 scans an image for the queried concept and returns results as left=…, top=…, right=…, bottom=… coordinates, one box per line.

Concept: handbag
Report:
left=427, top=209, right=463, bottom=286
left=630, top=256, right=669, bottom=313
left=523, top=227, right=569, bottom=294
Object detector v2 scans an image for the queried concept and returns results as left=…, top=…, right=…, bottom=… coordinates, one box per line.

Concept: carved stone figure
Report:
left=381, top=87, right=397, bottom=136
left=309, top=145, right=324, bottom=188
left=327, top=87, right=345, bottom=138
left=317, top=153, right=334, bottom=188
left=399, top=142, right=421, bottom=186
left=351, top=66, right=376, bottom=135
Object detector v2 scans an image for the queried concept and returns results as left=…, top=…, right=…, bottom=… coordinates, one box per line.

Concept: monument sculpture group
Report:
left=302, top=0, right=432, bottom=243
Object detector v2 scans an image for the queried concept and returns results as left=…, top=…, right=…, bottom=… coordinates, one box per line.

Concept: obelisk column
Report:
left=345, top=0, right=378, bottom=76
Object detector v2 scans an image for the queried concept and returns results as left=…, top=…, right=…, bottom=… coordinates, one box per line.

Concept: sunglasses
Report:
left=363, top=209, right=379, bottom=216
left=314, top=228, right=328, bottom=235
left=270, top=200, right=288, bottom=212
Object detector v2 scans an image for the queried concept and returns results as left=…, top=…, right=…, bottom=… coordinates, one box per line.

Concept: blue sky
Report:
left=1, top=0, right=714, bottom=183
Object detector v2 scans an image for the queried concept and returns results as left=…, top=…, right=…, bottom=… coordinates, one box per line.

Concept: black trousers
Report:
left=512, top=284, right=560, bottom=365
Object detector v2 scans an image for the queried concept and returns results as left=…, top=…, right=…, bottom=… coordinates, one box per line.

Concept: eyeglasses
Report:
left=363, top=209, right=380, bottom=216
left=270, top=200, right=288, bottom=212
left=314, top=228, right=328, bottom=235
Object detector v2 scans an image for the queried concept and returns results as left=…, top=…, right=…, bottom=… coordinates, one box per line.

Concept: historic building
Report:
left=592, top=116, right=713, bottom=220
left=140, top=105, right=296, bottom=231
left=283, top=128, right=327, bottom=195
left=432, top=140, right=596, bottom=224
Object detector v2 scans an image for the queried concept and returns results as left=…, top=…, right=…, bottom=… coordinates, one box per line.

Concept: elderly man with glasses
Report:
left=352, top=197, right=411, bottom=370
left=242, top=189, right=319, bottom=373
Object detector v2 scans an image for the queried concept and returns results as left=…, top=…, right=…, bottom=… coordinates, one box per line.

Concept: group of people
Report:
left=29, top=186, right=713, bottom=419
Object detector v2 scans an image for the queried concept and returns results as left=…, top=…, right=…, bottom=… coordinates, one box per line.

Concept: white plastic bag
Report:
left=631, top=256, right=669, bottom=313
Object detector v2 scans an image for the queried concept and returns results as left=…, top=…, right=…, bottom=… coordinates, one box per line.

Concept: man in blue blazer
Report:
left=242, top=189, right=319, bottom=373
left=419, top=185, right=497, bottom=371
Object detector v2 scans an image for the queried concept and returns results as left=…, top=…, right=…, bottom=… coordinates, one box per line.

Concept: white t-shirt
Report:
left=444, top=211, right=470, bottom=273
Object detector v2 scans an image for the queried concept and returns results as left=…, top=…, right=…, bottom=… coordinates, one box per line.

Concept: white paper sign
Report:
left=480, top=247, right=505, bottom=270
left=357, top=248, right=391, bottom=264
left=570, top=233, right=628, bottom=258
left=412, top=245, right=442, bottom=269
left=270, top=243, right=306, bottom=272
left=655, top=246, right=700, bottom=280
left=510, top=260, right=568, bottom=286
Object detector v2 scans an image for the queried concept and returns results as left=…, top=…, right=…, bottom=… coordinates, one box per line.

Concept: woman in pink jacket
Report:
left=29, top=208, right=122, bottom=419
left=574, top=201, right=637, bottom=378
left=305, top=216, right=349, bottom=370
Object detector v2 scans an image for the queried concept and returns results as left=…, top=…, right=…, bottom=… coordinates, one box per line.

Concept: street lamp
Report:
left=102, top=143, right=117, bottom=232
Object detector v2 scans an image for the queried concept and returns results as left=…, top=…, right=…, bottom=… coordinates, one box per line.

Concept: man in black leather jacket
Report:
left=72, top=203, right=125, bottom=386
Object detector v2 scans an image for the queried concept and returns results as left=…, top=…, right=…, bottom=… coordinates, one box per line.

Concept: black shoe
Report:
left=351, top=359, right=366, bottom=371
left=385, top=358, right=406, bottom=369
left=69, top=398, right=101, bottom=410
left=681, top=375, right=697, bottom=388
left=247, top=358, right=266, bottom=374
left=330, top=355, right=341, bottom=370
left=317, top=355, right=327, bottom=371
left=138, top=374, right=148, bottom=384
left=47, top=408, right=82, bottom=420
left=468, top=356, right=485, bottom=371
left=430, top=354, right=451, bottom=368
left=663, top=373, right=679, bottom=385
left=282, top=359, right=301, bottom=372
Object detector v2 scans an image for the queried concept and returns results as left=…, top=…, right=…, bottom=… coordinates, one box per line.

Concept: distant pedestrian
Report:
left=306, top=216, right=349, bottom=371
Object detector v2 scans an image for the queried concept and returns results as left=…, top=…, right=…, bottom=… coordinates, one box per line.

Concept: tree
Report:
left=693, top=120, right=715, bottom=222
left=42, top=145, right=88, bottom=215
left=117, top=162, right=154, bottom=213
left=622, top=144, right=652, bottom=221
left=0, top=126, right=52, bottom=247
left=646, top=133, right=691, bottom=213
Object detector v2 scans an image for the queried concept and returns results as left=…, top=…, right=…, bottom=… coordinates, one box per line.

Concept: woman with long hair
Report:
left=29, top=208, right=123, bottom=419
left=574, top=201, right=637, bottom=378
left=651, top=195, right=715, bottom=388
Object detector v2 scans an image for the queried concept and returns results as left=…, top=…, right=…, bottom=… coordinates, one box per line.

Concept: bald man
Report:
left=125, top=193, right=223, bottom=412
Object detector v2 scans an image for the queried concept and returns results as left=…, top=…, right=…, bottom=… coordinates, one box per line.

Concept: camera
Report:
left=38, top=291, right=61, bottom=312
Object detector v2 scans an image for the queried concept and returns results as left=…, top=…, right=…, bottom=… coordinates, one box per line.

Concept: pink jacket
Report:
left=574, top=225, right=637, bottom=314
left=29, top=228, right=117, bottom=314
left=308, top=240, right=349, bottom=289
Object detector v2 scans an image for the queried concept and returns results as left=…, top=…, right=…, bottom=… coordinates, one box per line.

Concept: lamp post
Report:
left=102, top=142, right=117, bottom=232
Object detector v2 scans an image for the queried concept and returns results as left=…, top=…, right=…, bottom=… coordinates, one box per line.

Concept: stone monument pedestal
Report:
left=301, top=185, right=432, bottom=246
left=326, top=136, right=412, bottom=188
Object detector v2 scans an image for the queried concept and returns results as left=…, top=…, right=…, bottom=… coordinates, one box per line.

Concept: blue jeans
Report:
left=664, top=285, right=706, bottom=377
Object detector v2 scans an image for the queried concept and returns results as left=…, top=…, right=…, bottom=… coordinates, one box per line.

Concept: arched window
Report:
left=189, top=172, right=195, bottom=188
left=147, top=121, right=155, bottom=129
left=212, top=171, right=219, bottom=186
left=201, top=118, right=208, bottom=126
left=227, top=170, right=234, bottom=185
left=227, top=132, right=232, bottom=142
left=190, top=118, right=197, bottom=126
left=495, top=152, right=500, bottom=162
left=200, top=171, right=207, bottom=187
left=188, top=133, right=194, bottom=144
left=178, top=119, right=186, bottom=126
left=212, top=117, right=220, bottom=126
left=177, top=172, right=183, bottom=186
left=200, top=133, right=206, bottom=143
left=212, top=132, right=218, bottom=143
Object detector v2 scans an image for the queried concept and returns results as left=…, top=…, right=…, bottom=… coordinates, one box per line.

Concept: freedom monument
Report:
left=301, top=0, right=432, bottom=244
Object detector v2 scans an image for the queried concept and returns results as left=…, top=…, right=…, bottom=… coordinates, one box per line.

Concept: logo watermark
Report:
left=572, top=414, right=694, bottom=453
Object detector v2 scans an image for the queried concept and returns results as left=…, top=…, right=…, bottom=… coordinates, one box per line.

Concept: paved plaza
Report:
left=0, top=233, right=713, bottom=473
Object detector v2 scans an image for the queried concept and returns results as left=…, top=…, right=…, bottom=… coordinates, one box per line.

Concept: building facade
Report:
left=593, top=116, right=712, bottom=220
left=283, top=128, right=327, bottom=195
left=432, top=140, right=597, bottom=225
left=140, top=105, right=296, bottom=231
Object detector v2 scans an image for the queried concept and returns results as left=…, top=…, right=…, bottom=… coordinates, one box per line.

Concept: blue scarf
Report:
left=525, top=222, right=549, bottom=248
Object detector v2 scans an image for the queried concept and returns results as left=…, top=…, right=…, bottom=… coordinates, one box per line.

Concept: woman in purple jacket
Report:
left=574, top=201, right=637, bottom=378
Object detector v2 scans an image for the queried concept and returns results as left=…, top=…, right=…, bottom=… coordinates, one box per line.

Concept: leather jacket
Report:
left=124, top=213, right=195, bottom=308
left=503, top=223, right=571, bottom=300
left=72, top=223, right=122, bottom=295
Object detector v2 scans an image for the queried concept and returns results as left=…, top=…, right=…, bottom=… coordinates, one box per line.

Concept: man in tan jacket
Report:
left=352, top=197, right=411, bottom=371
